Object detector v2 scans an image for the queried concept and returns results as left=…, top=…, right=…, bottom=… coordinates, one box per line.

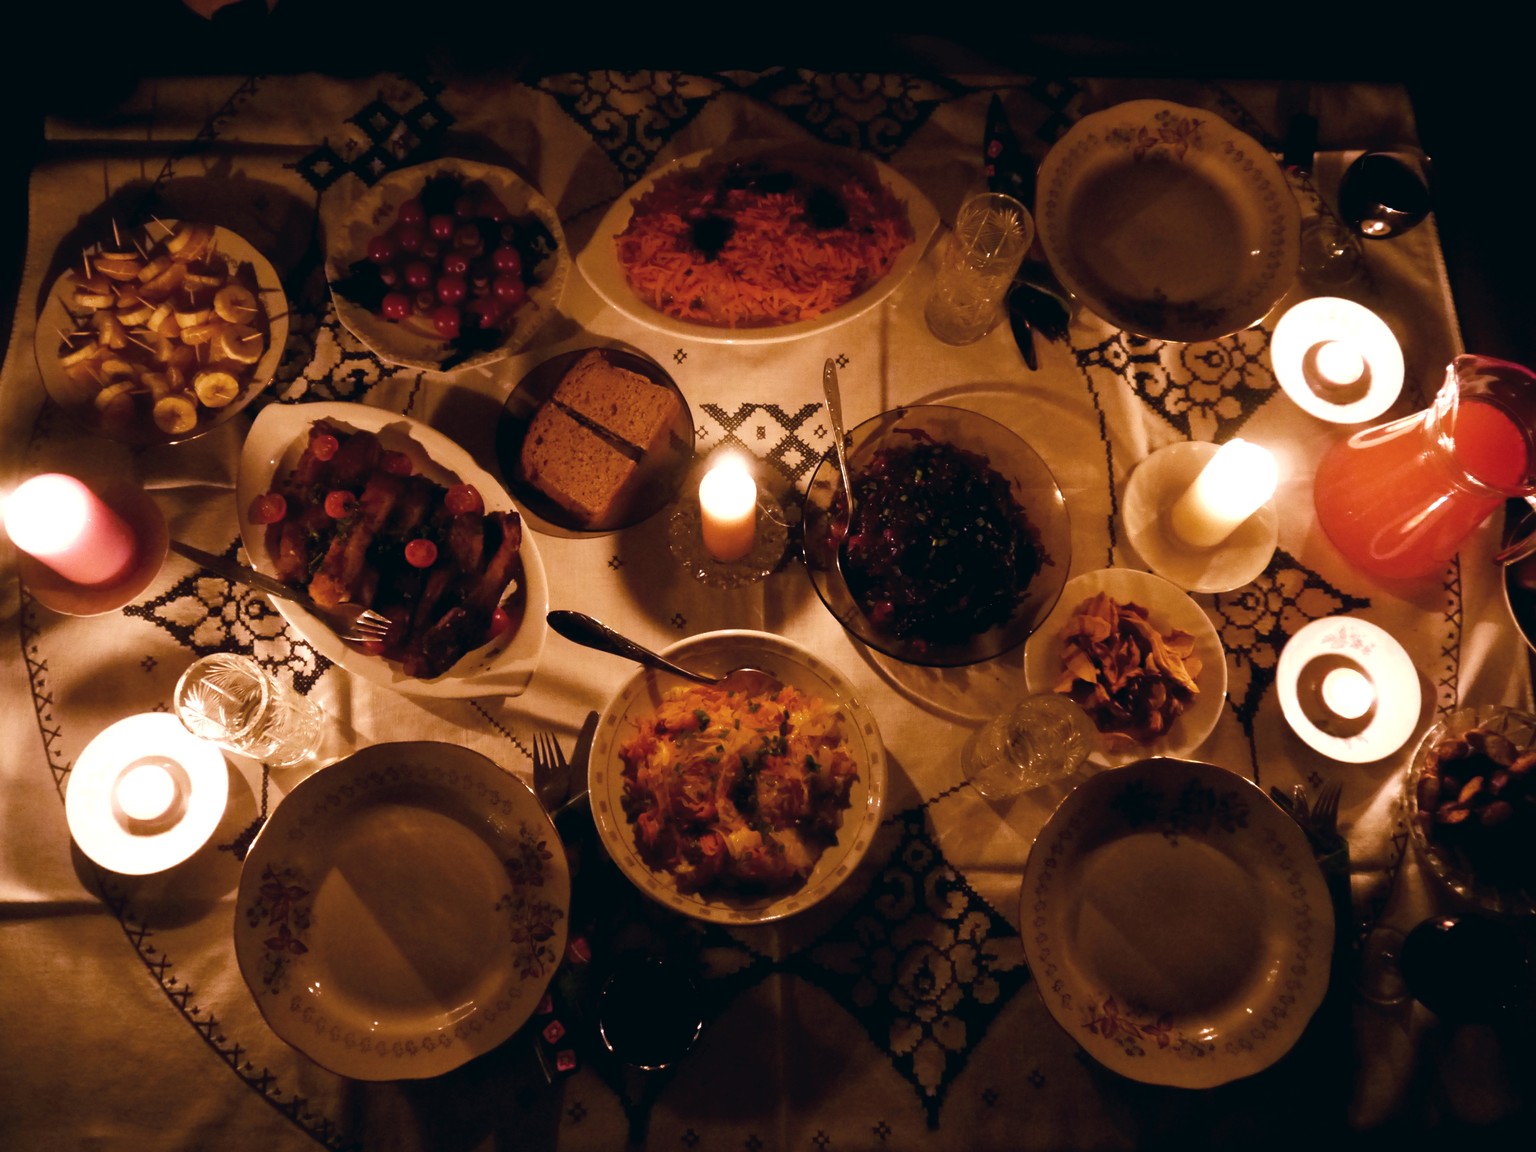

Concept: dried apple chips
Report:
left=1054, top=592, right=1202, bottom=748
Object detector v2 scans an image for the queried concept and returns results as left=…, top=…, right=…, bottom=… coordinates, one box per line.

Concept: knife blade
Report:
left=552, top=709, right=598, bottom=820
left=168, top=538, right=331, bottom=618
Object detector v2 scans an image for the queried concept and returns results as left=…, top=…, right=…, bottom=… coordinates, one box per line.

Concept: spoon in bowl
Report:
left=822, top=358, right=862, bottom=588
left=547, top=610, right=783, bottom=695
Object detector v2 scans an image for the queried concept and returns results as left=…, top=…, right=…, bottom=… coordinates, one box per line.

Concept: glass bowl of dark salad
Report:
left=801, top=405, right=1070, bottom=666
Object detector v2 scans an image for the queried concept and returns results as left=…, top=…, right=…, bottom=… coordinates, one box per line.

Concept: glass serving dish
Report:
left=800, top=404, right=1071, bottom=667
left=1403, top=705, right=1536, bottom=917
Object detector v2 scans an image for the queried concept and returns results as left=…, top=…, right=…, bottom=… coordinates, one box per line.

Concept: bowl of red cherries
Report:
left=327, top=158, right=570, bottom=372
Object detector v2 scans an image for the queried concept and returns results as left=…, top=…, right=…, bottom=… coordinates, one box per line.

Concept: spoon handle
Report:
left=822, top=358, right=854, bottom=511
left=547, top=610, right=716, bottom=685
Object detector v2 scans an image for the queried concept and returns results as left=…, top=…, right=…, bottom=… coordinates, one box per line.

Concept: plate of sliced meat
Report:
left=237, top=402, right=547, bottom=698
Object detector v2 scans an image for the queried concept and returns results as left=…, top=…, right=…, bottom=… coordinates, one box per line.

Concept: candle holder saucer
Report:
left=668, top=488, right=791, bottom=589
left=16, top=483, right=168, bottom=616
left=1272, top=297, right=1404, bottom=425
left=1277, top=616, right=1421, bottom=763
left=1122, top=442, right=1278, bottom=594
left=65, top=712, right=229, bottom=875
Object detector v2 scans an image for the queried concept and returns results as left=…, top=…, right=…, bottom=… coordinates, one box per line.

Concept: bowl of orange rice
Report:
left=577, top=140, right=938, bottom=344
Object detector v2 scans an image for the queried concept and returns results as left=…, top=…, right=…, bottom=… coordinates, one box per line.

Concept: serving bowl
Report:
left=36, top=220, right=288, bottom=446
left=801, top=404, right=1070, bottom=667
left=237, top=401, right=548, bottom=698
left=587, top=630, right=886, bottom=924
left=1403, top=705, right=1536, bottom=916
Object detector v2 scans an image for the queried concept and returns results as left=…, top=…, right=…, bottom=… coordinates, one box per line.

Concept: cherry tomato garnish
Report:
left=436, top=274, right=468, bottom=305
left=248, top=491, right=287, bottom=524
left=488, top=605, right=512, bottom=638
left=442, top=251, right=470, bottom=276
left=464, top=296, right=505, bottom=331
left=491, top=273, right=527, bottom=306
left=324, top=489, right=357, bottom=519
left=404, top=538, right=438, bottom=568
left=402, top=259, right=434, bottom=290
left=366, top=234, right=396, bottom=263
left=396, top=197, right=425, bottom=224
left=491, top=246, right=523, bottom=276
left=381, top=450, right=413, bottom=476
left=444, top=483, right=484, bottom=515
left=428, top=213, right=457, bottom=241
left=310, top=431, right=340, bottom=461
left=432, top=304, right=462, bottom=340
left=381, top=291, right=413, bottom=321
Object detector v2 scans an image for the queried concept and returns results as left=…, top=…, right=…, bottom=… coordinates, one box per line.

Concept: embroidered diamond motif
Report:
left=699, top=402, right=823, bottom=489
left=747, top=71, right=956, bottom=159
left=536, top=71, right=725, bottom=184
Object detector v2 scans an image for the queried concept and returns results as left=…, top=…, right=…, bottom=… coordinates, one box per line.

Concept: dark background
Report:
left=5, top=5, right=1530, bottom=372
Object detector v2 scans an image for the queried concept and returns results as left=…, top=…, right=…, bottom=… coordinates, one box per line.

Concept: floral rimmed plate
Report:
left=326, top=158, right=569, bottom=372
left=35, top=220, right=288, bottom=446
left=1024, top=567, right=1227, bottom=765
left=237, top=401, right=548, bottom=699
left=1036, top=99, right=1299, bottom=342
left=1020, top=757, right=1332, bottom=1088
left=587, top=630, right=886, bottom=924
left=235, top=742, right=569, bottom=1080
left=577, top=140, right=938, bottom=345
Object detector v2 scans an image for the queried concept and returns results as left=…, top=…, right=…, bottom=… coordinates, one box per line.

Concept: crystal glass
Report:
left=964, top=692, right=1096, bottom=799
left=924, top=192, right=1033, bottom=344
left=174, top=653, right=323, bottom=769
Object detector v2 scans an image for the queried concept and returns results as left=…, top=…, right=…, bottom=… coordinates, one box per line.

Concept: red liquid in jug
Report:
left=1314, top=397, right=1530, bottom=580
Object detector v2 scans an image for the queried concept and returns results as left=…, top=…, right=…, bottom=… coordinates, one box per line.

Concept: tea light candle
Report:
left=1168, top=439, right=1278, bottom=549
left=1320, top=666, right=1375, bottom=720
left=116, top=758, right=180, bottom=823
left=3, top=473, right=137, bottom=586
left=1312, top=340, right=1367, bottom=388
left=698, top=456, right=758, bottom=563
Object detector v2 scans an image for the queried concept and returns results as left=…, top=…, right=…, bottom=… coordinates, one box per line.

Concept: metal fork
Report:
left=168, top=539, right=392, bottom=645
left=531, top=730, right=571, bottom=813
left=1311, top=780, right=1343, bottom=837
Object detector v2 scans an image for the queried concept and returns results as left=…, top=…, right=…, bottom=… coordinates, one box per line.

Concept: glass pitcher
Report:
left=1314, top=354, right=1536, bottom=581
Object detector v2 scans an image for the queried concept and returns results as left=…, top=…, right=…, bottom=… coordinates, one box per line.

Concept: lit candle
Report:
left=1320, top=666, right=1375, bottom=720
left=1312, top=340, right=1366, bottom=388
left=1168, top=439, right=1279, bottom=550
left=3, top=473, right=137, bottom=586
left=698, top=456, right=758, bottom=563
left=116, top=758, right=179, bottom=823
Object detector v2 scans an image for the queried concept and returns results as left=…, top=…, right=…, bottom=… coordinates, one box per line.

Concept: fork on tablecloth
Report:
left=531, top=729, right=572, bottom=813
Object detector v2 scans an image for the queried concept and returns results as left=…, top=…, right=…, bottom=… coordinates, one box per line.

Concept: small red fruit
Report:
left=428, top=213, right=457, bottom=241
left=444, top=483, right=484, bottom=515
left=442, top=251, right=470, bottom=276
left=402, top=260, right=434, bottom=290
left=405, top=538, right=438, bottom=568
left=491, top=246, right=523, bottom=276
left=436, top=274, right=468, bottom=305
left=324, top=490, right=357, bottom=519
left=491, top=273, right=527, bottom=306
left=366, top=234, right=396, bottom=263
left=310, top=432, right=340, bottom=461
left=396, top=198, right=425, bottom=224
left=381, top=291, right=413, bottom=321
left=380, top=450, right=413, bottom=476
left=394, top=223, right=425, bottom=252
left=488, top=605, right=512, bottom=638
left=432, top=304, right=462, bottom=340
left=248, top=491, right=287, bottom=524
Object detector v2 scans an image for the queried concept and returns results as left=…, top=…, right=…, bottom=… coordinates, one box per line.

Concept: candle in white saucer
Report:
left=1168, top=439, right=1278, bottom=549
left=116, top=758, right=180, bottom=823
left=2, top=473, right=137, bottom=586
left=1320, top=666, right=1375, bottom=720
left=1312, top=340, right=1367, bottom=388
left=698, top=456, right=758, bottom=562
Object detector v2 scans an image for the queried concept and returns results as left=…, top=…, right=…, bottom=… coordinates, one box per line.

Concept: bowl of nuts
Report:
left=1405, top=705, right=1536, bottom=916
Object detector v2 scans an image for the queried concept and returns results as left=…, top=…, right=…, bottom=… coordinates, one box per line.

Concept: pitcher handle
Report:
left=1494, top=496, right=1536, bottom=566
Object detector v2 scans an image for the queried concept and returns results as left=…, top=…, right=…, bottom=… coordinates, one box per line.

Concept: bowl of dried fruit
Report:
left=1404, top=705, right=1536, bottom=917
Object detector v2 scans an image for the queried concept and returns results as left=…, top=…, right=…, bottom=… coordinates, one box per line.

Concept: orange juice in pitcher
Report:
left=1314, top=354, right=1536, bottom=581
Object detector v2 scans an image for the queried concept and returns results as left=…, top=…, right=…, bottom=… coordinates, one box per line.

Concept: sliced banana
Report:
left=212, top=324, right=263, bottom=364
left=213, top=284, right=259, bottom=323
left=152, top=394, right=198, bottom=434
left=95, top=381, right=139, bottom=425
left=193, top=370, right=241, bottom=408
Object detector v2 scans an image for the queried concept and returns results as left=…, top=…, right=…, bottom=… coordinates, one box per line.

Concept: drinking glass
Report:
left=174, top=652, right=323, bottom=769
left=924, top=192, right=1033, bottom=345
left=1358, top=915, right=1533, bottom=1020
left=964, top=692, right=1096, bottom=799
left=1338, top=150, right=1431, bottom=238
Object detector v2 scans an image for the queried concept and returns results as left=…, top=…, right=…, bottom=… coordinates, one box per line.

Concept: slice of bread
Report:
left=554, top=348, right=681, bottom=455
left=520, top=401, right=637, bottom=525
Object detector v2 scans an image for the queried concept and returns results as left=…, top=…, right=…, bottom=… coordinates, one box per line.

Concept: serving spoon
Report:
left=547, top=610, right=782, bottom=695
left=821, top=357, right=862, bottom=590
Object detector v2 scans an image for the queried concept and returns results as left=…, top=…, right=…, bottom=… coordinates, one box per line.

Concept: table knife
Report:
left=169, top=538, right=328, bottom=616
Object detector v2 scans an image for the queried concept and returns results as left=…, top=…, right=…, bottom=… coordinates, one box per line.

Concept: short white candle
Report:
left=1168, top=439, right=1279, bottom=550
left=1320, top=666, right=1375, bottom=720
left=698, top=456, right=758, bottom=563
left=1312, top=340, right=1366, bottom=388
left=2, top=473, right=137, bottom=586
left=116, top=759, right=179, bottom=822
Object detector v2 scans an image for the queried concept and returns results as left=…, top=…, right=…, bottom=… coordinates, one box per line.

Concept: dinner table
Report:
left=3, top=43, right=1534, bottom=1152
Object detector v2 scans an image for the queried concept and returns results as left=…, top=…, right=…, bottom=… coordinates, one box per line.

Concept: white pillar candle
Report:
left=698, top=456, right=758, bottom=563
left=116, top=758, right=179, bottom=822
left=1320, top=666, right=1375, bottom=720
left=1168, top=439, right=1278, bottom=550
left=2, top=473, right=137, bottom=586
left=1312, top=340, right=1366, bottom=388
